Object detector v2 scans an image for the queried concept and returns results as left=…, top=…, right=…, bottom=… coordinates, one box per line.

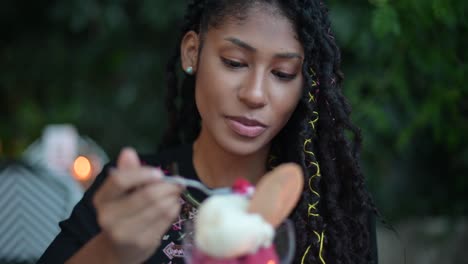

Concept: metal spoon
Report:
left=162, top=175, right=231, bottom=196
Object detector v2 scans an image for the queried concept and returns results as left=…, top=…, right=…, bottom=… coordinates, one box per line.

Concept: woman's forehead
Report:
left=204, top=6, right=303, bottom=54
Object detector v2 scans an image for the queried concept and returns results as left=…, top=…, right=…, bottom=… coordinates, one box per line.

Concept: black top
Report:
left=38, top=143, right=378, bottom=263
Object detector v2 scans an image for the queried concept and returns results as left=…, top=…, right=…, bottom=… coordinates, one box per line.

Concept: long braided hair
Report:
left=161, top=0, right=377, bottom=263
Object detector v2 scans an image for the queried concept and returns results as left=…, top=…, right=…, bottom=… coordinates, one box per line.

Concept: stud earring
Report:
left=185, top=66, right=194, bottom=75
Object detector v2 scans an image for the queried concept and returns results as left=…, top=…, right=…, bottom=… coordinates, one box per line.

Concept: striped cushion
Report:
left=0, top=162, right=82, bottom=262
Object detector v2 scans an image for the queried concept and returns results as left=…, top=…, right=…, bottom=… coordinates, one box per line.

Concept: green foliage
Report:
left=330, top=0, right=468, bottom=219
left=0, top=0, right=466, bottom=219
left=0, top=0, right=186, bottom=156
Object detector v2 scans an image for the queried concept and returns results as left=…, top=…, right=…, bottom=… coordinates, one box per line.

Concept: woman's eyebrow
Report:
left=224, top=37, right=256, bottom=52
left=274, top=52, right=302, bottom=60
left=224, top=37, right=302, bottom=60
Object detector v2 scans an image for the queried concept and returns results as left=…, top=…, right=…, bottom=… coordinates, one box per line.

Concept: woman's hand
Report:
left=92, top=147, right=183, bottom=264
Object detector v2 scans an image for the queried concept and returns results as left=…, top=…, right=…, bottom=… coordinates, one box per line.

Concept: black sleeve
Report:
left=36, top=164, right=112, bottom=264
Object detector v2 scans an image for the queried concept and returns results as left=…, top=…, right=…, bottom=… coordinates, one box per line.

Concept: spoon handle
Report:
left=162, top=175, right=231, bottom=196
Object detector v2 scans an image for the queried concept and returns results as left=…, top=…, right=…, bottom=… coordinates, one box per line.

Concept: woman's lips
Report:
left=226, top=116, right=267, bottom=138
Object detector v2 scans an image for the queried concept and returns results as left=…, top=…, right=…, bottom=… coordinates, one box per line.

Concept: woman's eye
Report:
left=221, top=57, right=246, bottom=68
left=272, top=70, right=296, bottom=81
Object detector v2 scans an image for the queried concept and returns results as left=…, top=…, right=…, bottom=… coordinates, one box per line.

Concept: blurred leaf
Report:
left=372, top=4, right=401, bottom=38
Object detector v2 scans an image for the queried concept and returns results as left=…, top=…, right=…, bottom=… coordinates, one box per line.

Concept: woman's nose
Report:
left=237, top=72, right=267, bottom=109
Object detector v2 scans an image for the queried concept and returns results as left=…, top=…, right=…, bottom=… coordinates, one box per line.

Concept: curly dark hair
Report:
left=161, top=0, right=377, bottom=263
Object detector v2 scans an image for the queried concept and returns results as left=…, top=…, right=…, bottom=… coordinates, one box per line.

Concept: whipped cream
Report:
left=194, top=194, right=275, bottom=258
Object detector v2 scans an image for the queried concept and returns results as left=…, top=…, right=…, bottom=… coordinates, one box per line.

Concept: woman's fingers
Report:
left=138, top=199, right=182, bottom=247
left=119, top=193, right=182, bottom=237
left=90, top=146, right=186, bottom=263
left=117, top=147, right=141, bottom=170
left=94, top=167, right=163, bottom=206
left=102, top=181, right=183, bottom=222
left=98, top=186, right=182, bottom=256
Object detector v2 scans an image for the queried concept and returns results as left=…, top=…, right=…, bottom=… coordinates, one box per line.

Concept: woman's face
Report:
left=184, top=6, right=304, bottom=156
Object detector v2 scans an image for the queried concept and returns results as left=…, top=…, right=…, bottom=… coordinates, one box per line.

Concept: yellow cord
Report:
left=301, top=245, right=312, bottom=264
left=301, top=67, right=326, bottom=264
left=319, top=231, right=326, bottom=264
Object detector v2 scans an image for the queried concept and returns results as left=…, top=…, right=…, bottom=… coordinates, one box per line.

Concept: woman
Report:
left=39, top=0, right=378, bottom=263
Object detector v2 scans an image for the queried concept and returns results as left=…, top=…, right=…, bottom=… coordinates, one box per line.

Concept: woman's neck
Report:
left=193, top=128, right=270, bottom=188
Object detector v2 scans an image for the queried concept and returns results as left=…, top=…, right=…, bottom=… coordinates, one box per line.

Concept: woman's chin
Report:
left=218, top=137, right=270, bottom=157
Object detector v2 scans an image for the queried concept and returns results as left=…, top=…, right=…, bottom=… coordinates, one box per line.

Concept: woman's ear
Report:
left=180, top=31, right=200, bottom=74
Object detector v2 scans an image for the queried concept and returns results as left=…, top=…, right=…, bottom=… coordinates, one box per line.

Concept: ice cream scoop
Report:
left=194, top=194, right=274, bottom=258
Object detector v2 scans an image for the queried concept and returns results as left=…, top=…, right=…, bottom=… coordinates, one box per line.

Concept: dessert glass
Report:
left=182, top=219, right=295, bottom=264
